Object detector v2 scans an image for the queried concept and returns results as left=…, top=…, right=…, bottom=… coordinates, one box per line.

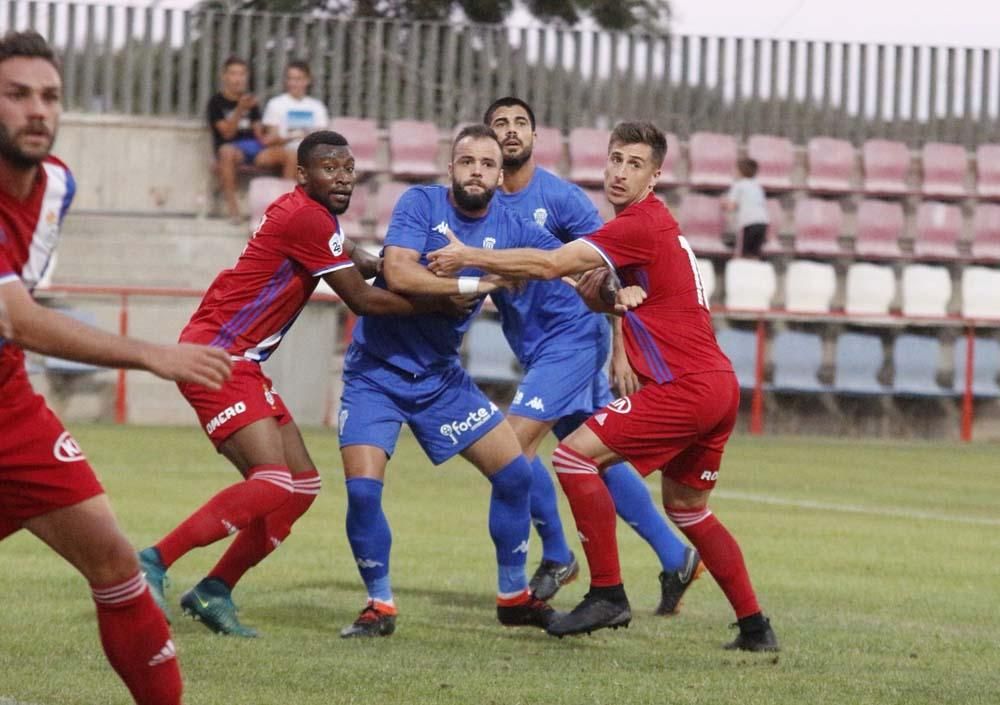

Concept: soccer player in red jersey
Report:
left=428, top=121, right=779, bottom=649
left=0, top=30, right=233, bottom=704
left=137, top=129, right=486, bottom=637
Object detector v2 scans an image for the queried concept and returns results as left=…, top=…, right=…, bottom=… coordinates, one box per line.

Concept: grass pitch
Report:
left=1, top=426, right=997, bottom=705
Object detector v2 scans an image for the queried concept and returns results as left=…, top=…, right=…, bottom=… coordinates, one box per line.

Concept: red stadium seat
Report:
left=337, top=182, right=371, bottom=240
left=373, top=180, right=412, bottom=240
left=792, top=197, right=844, bottom=258
left=971, top=203, right=1000, bottom=262
left=975, top=144, right=1000, bottom=199
left=582, top=187, right=614, bottom=222
left=388, top=119, right=441, bottom=181
left=806, top=136, right=855, bottom=194
left=677, top=193, right=729, bottom=256
left=920, top=142, right=968, bottom=199
left=657, top=132, right=682, bottom=188
left=760, top=198, right=787, bottom=256
left=532, top=125, right=564, bottom=173
left=247, top=176, right=295, bottom=230
left=331, top=117, right=379, bottom=177
left=688, top=131, right=738, bottom=189
left=747, top=134, right=794, bottom=191
left=568, top=127, right=610, bottom=186
left=913, top=201, right=963, bottom=261
left=862, top=139, right=911, bottom=196
left=855, top=198, right=905, bottom=259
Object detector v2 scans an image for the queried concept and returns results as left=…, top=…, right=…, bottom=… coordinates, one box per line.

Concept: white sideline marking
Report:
left=713, top=489, right=1000, bottom=527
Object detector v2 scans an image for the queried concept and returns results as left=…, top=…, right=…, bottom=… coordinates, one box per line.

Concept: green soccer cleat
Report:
left=180, top=578, right=259, bottom=638
left=138, top=547, right=170, bottom=620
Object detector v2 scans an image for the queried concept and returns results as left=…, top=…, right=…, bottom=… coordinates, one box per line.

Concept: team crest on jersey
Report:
left=608, top=397, right=632, bottom=414
left=338, top=408, right=349, bottom=433
left=482, top=236, right=496, bottom=249
left=533, top=208, right=548, bottom=227
left=53, top=431, right=86, bottom=463
left=263, top=384, right=276, bottom=408
left=512, top=390, right=524, bottom=406
left=328, top=229, right=345, bottom=257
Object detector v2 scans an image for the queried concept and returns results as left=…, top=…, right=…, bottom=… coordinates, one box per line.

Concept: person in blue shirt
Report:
left=336, top=124, right=562, bottom=638
left=483, top=97, right=702, bottom=612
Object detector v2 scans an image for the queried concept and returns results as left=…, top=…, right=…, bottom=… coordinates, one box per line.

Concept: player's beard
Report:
left=452, top=179, right=496, bottom=211
left=502, top=143, right=532, bottom=172
left=0, top=122, right=54, bottom=169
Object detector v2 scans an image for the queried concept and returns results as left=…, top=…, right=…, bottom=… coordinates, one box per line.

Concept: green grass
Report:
left=2, top=427, right=998, bottom=705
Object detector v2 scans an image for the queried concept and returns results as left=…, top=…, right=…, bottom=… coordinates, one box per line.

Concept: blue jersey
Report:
left=491, top=167, right=607, bottom=366
left=349, top=185, right=559, bottom=376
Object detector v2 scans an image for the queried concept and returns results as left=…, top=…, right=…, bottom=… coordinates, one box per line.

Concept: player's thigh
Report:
left=512, top=345, right=607, bottom=426
left=23, top=494, right=138, bottom=586
left=277, top=421, right=319, bottom=475
left=338, top=371, right=406, bottom=469
left=219, top=416, right=288, bottom=474
left=459, top=420, right=523, bottom=477
left=558, top=423, right=622, bottom=469
left=341, top=444, right=389, bottom=481
left=506, top=414, right=555, bottom=458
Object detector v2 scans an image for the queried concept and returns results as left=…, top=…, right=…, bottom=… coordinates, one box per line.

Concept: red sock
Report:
left=208, top=469, right=321, bottom=589
left=92, top=573, right=182, bottom=705
left=156, top=465, right=293, bottom=567
left=552, top=444, right=621, bottom=588
left=666, top=505, right=761, bottom=618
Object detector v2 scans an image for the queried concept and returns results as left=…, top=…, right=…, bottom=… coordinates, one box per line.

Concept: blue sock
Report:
left=345, top=477, right=393, bottom=603
left=488, top=456, right=532, bottom=596
left=528, top=456, right=573, bottom=564
left=603, top=463, right=687, bottom=572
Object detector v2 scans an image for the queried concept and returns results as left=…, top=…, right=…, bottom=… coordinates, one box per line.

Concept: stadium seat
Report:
left=960, top=266, right=1000, bottom=319
left=784, top=260, right=836, bottom=313
left=792, top=198, right=844, bottom=258
left=568, top=127, right=610, bottom=186
left=892, top=334, right=948, bottom=396
left=715, top=327, right=757, bottom=388
left=677, top=193, right=729, bottom=256
left=337, top=182, right=370, bottom=239
left=747, top=134, right=795, bottom=191
left=913, top=201, right=963, bottom=261
left=901, top=264, right=951, bottom=317
left=844, top=262, right=896, bottom=316
left=975, top=144, right=1000, bottom=199
left=688, top=131, right=738, bottom=189
left=374, top=180, right=412, bottom=239
left=247, top=176, right=295, bottom=228
left=532, top=125, right=564, bottom=173
left=760, top=198, right=787, bottom=256
left=465, top=317, right=519, bottom=386
left=855, top=199, right=905, bottom=259
left=657, top=132, right=682, bottom=188
left=953, top=336, right=1000, bottom=397
left=862, top=139, right=911, bottom=196
left=583, top=188, right=615, bottom=222
left=771, top=330, right=827, bottom=392
left=723, top=259, right=776, bottom=311
left=696, top=257, right=716, bottom=304
left=833, top=332, right=888, bottom=395
left=331, top=117, right=379, bottom=177
left=388, top=119, right=441, bottom=181
left=970, top=203, right=1000, bottom=262
left=920, top=142, right=968, bottom=198
left=806, top=136, right=855, bottom=194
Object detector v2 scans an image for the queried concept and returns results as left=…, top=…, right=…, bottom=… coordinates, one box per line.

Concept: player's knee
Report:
left=85, top=533, right=141, bottom=586
left=489, top=455, right=532, bottom=499
left=345, top=476, right=384, bottom=514
left=247, top=466, right=295, bottom=510
left=551, top=442, right=599, bottom=476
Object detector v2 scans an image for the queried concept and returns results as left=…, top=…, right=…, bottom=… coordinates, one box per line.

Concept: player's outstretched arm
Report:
left=427, top=228, right=603, bottom=280
left=0, top=282, right=232, bottom=389
left=343, top=238, right=382, bottom=280
left=382, top=245, right=508, bottom=297
left=611, top=317, right=640, bottom=396
left=324, top=265, right=484, bottom=317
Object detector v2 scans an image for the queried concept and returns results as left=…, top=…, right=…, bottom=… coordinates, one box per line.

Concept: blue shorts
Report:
left=339, top=353, right=504, bottom=466
left=228, top=137, right=264, bottom=164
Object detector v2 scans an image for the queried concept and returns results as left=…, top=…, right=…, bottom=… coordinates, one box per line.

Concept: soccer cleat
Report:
left=340, top=603, right=397, bottom=638
left=724, top=614, right=780, bottom=652
left=655, top=547, right=705, bottom=616
left=180, top=578, right=259, bottom=638
left=528, top=553, right=580, bottom=601
left=545, top=585, right=632, bottom=637
left=496, top=596, right=559, bottom=629
left=138, top=547, right=170, bottom=620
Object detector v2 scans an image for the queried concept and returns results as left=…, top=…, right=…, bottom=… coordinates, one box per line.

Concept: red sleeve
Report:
left=280, top=205, right=355, bottom=277
left=580, top=208, right=654, bottom=270
left=0, top=247, right=18, bottom=285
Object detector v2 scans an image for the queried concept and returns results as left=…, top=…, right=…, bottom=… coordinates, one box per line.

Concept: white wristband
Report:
left=458, top=276, right=480, bottom=295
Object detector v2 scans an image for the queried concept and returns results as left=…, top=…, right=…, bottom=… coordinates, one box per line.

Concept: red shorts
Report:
left=179, top=360, right=292, bottom=449
left=585, top=370, right=739, bottom=491
left=0, top=367, right=104, bottom=541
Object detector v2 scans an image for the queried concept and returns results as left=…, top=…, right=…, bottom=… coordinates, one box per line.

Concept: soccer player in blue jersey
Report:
left=484, top=97, right=703, bottom=612
left=336, top=124, right=562, bottom=637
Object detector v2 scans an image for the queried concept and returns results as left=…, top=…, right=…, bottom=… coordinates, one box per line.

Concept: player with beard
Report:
left=137, top=131, right=456, bottom=637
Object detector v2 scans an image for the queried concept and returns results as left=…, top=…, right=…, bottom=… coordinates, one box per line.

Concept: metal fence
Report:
left=5, top=0, right=1000, bottom=146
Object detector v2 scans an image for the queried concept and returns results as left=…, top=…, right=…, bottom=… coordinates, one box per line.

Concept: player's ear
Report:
left=295, top=163, right=307, bottom=186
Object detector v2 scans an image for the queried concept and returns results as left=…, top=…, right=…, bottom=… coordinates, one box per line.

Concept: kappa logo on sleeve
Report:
left=607, top=397, right=632, bottom=414
left=53, top=431, right=86, bottom=463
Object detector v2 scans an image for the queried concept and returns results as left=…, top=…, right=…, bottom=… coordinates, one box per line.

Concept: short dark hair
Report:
left=483, top=96, right=536, bottom=131
left=452, top=123, right=502, bottom=158
left=609, top=121, right=667, bottom=169
left=298, top=130, right=349, bottom=166
left=737, top=158, right=759, bottom=178
left=0, top=30, right=58, bottom=69
left=286, top=59, right=311, bottom=78
left=222, top=55, right=248, bottom=70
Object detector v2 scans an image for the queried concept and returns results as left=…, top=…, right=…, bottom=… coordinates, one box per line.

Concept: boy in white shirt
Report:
left=722, top=158, right=769, bottom=258
left=262, top=60, right=330, bottom=178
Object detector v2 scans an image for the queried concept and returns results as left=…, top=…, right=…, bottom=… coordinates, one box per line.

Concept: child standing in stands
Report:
left=722, top=158, right=769, bottom=258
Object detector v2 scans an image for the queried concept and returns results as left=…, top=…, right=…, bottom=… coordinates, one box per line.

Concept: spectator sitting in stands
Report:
left=207, top=55, right=293, bottom=224
left=722, top=158, right=769, bottom=258
left=261, top=60, right=330, bottom=179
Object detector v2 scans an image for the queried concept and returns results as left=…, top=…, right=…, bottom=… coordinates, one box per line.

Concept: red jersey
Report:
left=180, top=186, right=354, bottom=361
left=0, top=156, right=76, bottom=384
left=581, top=193, right=732, bottom=385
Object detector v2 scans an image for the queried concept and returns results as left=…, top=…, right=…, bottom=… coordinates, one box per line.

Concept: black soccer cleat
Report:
left=529, top=553, right=580, bottom=602
left=724, top=614, right=780, bottom=652
left=545, top=585, right=632, bottom=638
left=655, top=547, right=705, bottom=616
left=497, top=596, right=559, bottom=629
left=340, top=603, right=397, bottom=638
